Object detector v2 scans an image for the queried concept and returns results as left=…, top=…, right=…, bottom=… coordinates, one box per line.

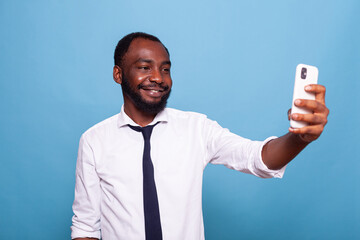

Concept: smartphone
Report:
left=290, top=64, right=318, bottom=129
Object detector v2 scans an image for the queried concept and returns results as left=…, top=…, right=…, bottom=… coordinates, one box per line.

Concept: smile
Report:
left=140, top=88, right=166, bottom=98
left=140, top=87, right=165, bottom=92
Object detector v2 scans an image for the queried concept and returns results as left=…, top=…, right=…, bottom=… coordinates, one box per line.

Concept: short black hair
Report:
left=114, top=32, right=169, bottom=67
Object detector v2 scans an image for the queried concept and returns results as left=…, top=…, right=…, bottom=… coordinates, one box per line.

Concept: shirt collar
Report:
left=117, top=105, right=169, bottom=128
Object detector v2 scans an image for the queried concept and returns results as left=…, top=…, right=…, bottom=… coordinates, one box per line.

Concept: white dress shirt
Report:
left=71, top=106, right=286, bottom=240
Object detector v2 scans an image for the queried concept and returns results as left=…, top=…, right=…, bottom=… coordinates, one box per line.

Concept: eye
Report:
left=162, top=67, right=170, bottom=73
left=138, top=66, right=150, bottom=70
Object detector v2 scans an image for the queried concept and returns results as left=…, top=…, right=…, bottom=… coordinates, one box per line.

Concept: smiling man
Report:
left=71, top=32, right=329, bottom=240
left=115, top=35, right=172, bottom=124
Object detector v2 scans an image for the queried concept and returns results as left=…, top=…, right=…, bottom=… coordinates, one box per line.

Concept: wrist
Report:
left=291, top=133, right=311, bottom=145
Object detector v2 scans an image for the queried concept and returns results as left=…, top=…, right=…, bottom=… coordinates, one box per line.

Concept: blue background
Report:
left=1, top=0, right=359, bottom=239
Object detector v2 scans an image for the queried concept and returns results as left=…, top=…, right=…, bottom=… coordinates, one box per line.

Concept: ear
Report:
left=113, top=65, right=123, bottom=85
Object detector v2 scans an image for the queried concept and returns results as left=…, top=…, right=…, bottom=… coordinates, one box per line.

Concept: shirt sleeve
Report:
left=71, top=134, right=102, bottom=239
left=204, top=118, right=286, bottom=178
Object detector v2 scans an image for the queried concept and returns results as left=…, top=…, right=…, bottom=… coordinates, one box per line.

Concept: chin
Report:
left=122, top=81, right=171, bottom=115
left=136, top=94, right=170, bottom=115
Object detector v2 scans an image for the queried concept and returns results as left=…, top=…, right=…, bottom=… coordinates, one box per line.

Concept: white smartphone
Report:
left=290, top=64, right=318, bottom=129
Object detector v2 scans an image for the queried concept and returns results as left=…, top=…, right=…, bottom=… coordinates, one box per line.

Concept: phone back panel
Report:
left=290, top=64, right=318, bottom=128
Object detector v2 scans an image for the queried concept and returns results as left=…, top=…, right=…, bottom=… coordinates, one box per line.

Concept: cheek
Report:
left=165, top=76, right=173, bottom=87
left=128, top=73, right=148, bottom=86
left=132, top=72, right=147, bottom=81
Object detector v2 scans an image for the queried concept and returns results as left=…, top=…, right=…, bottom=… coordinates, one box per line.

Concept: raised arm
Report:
left=262, top=84, right=329, bottom=170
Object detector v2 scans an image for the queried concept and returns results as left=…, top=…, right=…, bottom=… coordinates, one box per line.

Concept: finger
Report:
left=304, top=84, right=326, bottom=104
left=294, top=99, right=328, bottom=113
left=291, top=113, right=327, bottom=125
left=289, top=124, right=324, bottom=135
left=287, top=108, right=291, bottom=121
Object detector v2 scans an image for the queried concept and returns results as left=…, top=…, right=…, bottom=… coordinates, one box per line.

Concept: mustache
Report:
left=137, top=83, right=170, bottom=91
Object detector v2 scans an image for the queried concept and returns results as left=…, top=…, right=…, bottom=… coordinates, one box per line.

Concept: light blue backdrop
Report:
left=0, top=0, right=359, bottom=239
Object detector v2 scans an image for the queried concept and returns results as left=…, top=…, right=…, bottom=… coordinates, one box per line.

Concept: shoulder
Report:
left=164, top=107, right=208, bottom=121
left=163, top=107, right=220, bottom=132
left=81, top=113, right=119, bottom=141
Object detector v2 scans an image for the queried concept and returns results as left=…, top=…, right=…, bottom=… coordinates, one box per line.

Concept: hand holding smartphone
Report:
left=290, top=64, right=319, bottom=129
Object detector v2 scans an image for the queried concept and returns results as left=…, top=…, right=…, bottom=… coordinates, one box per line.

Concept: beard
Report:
left=121, top=76, right=171, bottom=115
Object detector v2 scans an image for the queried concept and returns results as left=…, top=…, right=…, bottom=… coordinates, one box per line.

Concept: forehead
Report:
left=123, top=38, right=169, bottom=65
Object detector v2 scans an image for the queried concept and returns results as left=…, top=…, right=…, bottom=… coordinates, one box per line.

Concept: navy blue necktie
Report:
left=129, top=124, right=162, bottom=240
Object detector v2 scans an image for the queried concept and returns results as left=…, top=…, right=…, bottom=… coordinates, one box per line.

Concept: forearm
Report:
left=262, top=132, right=309, bottom=170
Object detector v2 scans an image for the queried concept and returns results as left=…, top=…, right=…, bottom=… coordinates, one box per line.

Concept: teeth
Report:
left=151, top=90, right=159, bottom=93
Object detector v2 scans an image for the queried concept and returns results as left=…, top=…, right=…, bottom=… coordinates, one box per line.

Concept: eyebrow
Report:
left=135, top=58, right=171, bottom=66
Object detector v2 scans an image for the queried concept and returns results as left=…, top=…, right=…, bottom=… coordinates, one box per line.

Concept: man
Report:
left=71, top=32, right=329, bottom=240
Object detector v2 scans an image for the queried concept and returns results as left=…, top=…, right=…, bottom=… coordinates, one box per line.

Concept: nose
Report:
left=149, top=69, right=163, bottom=84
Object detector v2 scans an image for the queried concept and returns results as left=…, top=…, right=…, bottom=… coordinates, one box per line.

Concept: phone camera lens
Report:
left=301, top=67, right=307, bottom=79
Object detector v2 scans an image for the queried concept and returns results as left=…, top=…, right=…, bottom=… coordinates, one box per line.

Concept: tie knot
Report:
left=128, top=123, right=158, bottom=141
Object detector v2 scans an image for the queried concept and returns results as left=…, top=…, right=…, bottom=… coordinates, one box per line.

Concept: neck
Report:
left=123, top=98, right=157, bottom=127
